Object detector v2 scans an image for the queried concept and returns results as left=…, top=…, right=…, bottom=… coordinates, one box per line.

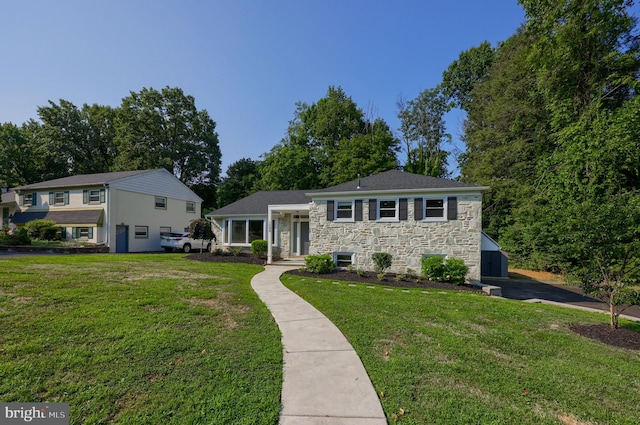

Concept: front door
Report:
left=116, top=225, right=129, bottom=253
left=292, top=220, right=310, bottom=256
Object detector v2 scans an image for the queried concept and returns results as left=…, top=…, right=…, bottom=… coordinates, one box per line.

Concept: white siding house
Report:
left=10, top=169, right=202, bottom=252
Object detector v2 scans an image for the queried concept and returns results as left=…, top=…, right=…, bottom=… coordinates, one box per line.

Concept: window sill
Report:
left=422, top=218, right=447, bottom=222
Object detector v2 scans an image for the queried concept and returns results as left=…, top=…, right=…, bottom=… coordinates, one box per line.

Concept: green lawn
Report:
left=0, top=254, right=280, bottom=424
left=282, top=274, right=640, bottom=425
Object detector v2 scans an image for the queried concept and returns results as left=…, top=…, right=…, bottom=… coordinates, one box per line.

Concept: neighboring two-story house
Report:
left=1, top=188, right=17, bottom=229
left=9, top=169, right=202, bottom=253
left=207, top=170, right=488, bottom=283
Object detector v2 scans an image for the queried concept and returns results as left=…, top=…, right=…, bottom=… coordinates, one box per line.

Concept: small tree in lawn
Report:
left=189, top=218, right=215, bottom=253
left=567, top=194, right=640, bottom=329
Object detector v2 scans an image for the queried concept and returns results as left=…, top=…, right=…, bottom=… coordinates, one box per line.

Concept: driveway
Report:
left=482, top=277, right=640, bottom=320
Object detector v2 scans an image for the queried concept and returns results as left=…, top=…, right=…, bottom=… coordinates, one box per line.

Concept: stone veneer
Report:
left=309, top=195, right=482, bottom=283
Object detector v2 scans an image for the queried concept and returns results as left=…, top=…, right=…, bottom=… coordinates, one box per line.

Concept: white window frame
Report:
left=88, top=189, right=101, bottom=204
left=160, top=226, right=171, bottom=235
left=335, top=200, right=354, bottom=222
left=134, top=225, right=149, bottom=239
left=224, top=218, right=273, bottom=246
left=186, top=201, right=196, bottom=213
left=155, top=196, right=167, bottom=210
left=53, top=191, right=65, bottom=206
left=334, top=252, right=354, bottom=268
left=424, top=197, right=447, bottom=222
left=23, top=193, right=34, bottom=207
left=377, top=198, right=399, bottom=221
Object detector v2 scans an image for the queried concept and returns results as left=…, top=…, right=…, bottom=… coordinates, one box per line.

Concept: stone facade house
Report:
left=8, top=169, right=202, bottom=252
left=207, top=170, right=487, bottom=283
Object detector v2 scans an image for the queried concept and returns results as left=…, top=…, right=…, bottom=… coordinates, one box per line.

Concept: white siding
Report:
left=108, top=169, right=203, bottom=203
left=110, top=189, right=202, bottom=252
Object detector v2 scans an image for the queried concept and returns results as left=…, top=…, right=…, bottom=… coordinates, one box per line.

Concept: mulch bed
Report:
left=185, top=253, right=639, bottom=349
left=285, top=269, right=483, bottom=293
left=568, top=323, right=640, bottom=350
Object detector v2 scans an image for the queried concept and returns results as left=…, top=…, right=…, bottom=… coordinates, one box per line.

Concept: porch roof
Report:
left=11, top=209, right=104, bottom=225
left=207, top=190, right=311, bottom=217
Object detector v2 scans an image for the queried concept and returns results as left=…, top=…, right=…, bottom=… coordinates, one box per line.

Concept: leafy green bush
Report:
left=371, top=252, right=392, bottom=273
left=444, top=258, right=468, bottom=285
left=0, top=228, right=31, bottom=246
left=422, top=256, right=447, bottom=281
left=23, top=219, right=60, bottom=240
left=231, top=247, right=244, bottom=256
left=304, top=254, right=336, bottom=274
left=251, top=239, right=268, bottom=258
left=422, top=256, right=468, bottom=285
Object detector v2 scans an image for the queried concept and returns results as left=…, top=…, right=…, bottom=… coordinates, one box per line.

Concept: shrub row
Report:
left=0, top=228, right=31, bottom=246
left=303, top=252, right=469, bottom=285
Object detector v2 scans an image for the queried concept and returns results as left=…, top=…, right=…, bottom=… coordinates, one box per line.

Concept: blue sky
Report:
left=1, top=1, right=529, bottom=177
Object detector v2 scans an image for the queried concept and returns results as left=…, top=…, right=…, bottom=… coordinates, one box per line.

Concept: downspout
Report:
left=267, top=207, right=273, bottom=264
left=105, top=184, right=110, bottom=251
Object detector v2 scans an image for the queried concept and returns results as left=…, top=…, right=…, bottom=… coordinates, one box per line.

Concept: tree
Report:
left=258, top=86, right=399, bottom=190
left=217, top=158, right=262, bottom=208
left=397, top=87, right=451, bottom=178
left=458, top=29, right=551, bottom=240
left=441, top=40, right=495, bottom=112
left=567, top=194, right=640, bottom=328
left=37, top=100, right=117, bottom=175
left=0, top=122, right=33, bottom=187
left=188, top=218, right=215, bottom=253
left=114, top=86, right=222, bottom=188
left=519, top=0, right=639, bottom=128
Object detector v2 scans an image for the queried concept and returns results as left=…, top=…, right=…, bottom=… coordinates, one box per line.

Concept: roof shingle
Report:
left=14, top=170, right=154, bottom=190
left=208, top=191, right=311, bottom=217
left=308, top=170, right=480, bottom=194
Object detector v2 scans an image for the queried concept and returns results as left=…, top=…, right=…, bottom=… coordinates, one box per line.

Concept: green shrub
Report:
left=357, top=269, right=367, bottom=277
left=23, top=219, right=60, bottom=240
left=251, top=239, right=268, bottom=258
left=371, top=252, right=392, bottom=273
left=421, top=256, right=468, bottom=285
left=444, top=258, right=468, bottom=285
left=422, top=256, right=447, bottom=281
left=231, top=247, right=244, bottom=256
left=0, top=228, right=31, bottom=246
left=304, top=254, right=336, bottom=274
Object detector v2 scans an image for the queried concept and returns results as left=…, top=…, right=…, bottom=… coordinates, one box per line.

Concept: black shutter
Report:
left=399, top=198, right=408, bottom=220
left=355, top=199, right=363, bottom=221
left=32, top=193, right=37, bottom=206
left=100, top=188, right=106, bottom=203
left=368, top=199, right=377, bottom=220
left=49, top=192, right=54, bottom=205
left=447, top=197, right=458, bottom=220
left=327, top=200, right=335, bottom=221
left=414, top=198, right=423, bottom=220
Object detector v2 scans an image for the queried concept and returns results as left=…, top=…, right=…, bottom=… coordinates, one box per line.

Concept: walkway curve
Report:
left=251, top=266, right=387, bottom=425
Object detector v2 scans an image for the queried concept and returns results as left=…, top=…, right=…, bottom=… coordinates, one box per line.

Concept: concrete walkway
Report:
left=251, top=266, right=387, bottom=425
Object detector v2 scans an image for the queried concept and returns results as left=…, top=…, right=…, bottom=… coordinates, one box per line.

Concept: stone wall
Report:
left=309, top=195, right=482, bottom=283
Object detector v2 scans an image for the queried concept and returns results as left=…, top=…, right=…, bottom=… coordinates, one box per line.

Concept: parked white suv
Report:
left=160, top=232, right=211, bottom=253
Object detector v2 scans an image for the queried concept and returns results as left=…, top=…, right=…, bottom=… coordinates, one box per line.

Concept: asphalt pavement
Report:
left=482, top=277, right=640, bottom=320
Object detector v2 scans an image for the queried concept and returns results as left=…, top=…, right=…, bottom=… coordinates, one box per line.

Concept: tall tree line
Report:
left=439, top=0, right=640, bottom=324
left=0, top=86, right=221, bottom=209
